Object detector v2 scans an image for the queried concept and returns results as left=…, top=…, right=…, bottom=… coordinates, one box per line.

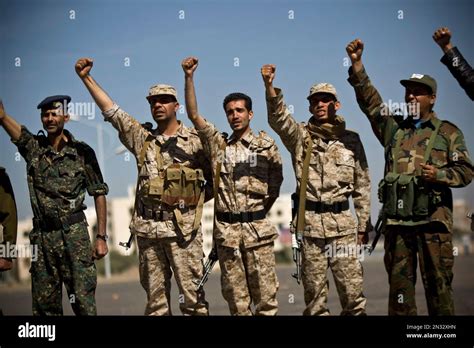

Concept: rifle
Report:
left=369, top=209, right=386, bottom=255
left=119, top=233, right=134, bottom=250
left=290, top=132, right=313, bottom=285
left=193, top=245, right=218, bottom=291
left=119, top=122, right=155, bottom=251
left=290, top=192, right=304, bottom=284
left=290, top=221, right=303, bottom=284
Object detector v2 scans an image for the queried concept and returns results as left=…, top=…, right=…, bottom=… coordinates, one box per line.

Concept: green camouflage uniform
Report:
left=13, top=126, right=108, bottom=315
left=266, top=88, right=371, bottom=316
left=348, top=66, right=473, bottom=315
left=198, top=119, right=283, bottom=316
left=102, top=104, right=212, bottom=316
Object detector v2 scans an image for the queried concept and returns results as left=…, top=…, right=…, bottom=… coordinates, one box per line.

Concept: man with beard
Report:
left=75, top=58, right=212, bottom=316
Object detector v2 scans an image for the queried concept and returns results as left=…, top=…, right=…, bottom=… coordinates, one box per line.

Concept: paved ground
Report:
left=1, top=253, right=473, bottom=315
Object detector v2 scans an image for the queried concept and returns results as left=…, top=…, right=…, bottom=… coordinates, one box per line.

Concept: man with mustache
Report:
left=182, top=57, right=283, bottom=315
left=262, top=64, right=371, bottom=316
left=346, top=38, right=473, bottom=315
left=0, top=96, right=108, bottom=315
left=75, top=58, right=212, bottom=316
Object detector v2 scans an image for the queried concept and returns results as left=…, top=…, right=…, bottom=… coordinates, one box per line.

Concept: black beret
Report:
left=37, top=95, right=71, bottom=110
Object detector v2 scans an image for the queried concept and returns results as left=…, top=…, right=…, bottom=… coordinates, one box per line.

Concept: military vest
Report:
left=378, top=118, right=443, bottom=219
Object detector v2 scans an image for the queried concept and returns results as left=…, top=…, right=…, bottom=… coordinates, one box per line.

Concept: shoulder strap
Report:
left=138, top=134, right=160, bottom=170
left=390, top=118, right=442, bottom=175
left=212, top=140, right=227, bottom=226
left=296, top=130, right=313, bottom=234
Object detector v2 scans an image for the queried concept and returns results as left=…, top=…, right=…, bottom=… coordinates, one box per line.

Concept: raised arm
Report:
left=0, top=100, right=21, bottom=141
left=75, top=58, right=148, bottom=156
left=75, top=58, right=114, bottom=112
left=262, top=64, right=302, bottom=153
left=346, top=39, right=397, bottom=147
left=433, top=27, right=474, bottom=101
left=182, top=57, right=207, bottom=130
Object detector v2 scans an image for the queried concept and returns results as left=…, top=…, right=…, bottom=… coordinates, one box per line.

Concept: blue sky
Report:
left=1, top=0, right=473, bottom=219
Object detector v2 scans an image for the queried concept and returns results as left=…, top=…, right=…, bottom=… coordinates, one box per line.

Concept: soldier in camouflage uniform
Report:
left=76, top=57, right=212, bottom=316
left=182, top=57, right=283, bottom=315
left=346, top=39, right=473, bottom=315
left=261, top=64, right=371, bottom=316
left=0, top=97, right=109, bottom=315
left=0, top=166, right=18, bottom=273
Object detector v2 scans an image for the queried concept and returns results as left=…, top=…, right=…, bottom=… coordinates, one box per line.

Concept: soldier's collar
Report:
left=228, top=128, right=254, bottom=145
left=43, top=129, right=77, bottom=156
left=401, top=113, right=436, bottom=130
left=420, top=113, right=438, bottom=130
left=154, top=121, right=188, bottom=140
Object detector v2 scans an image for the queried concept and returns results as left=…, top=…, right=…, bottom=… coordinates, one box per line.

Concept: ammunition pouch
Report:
left=140, top=164, right=205, bottom=208
left=139, top=164, right=206, bottom=234
left=378, top=173, right=441, bottom=219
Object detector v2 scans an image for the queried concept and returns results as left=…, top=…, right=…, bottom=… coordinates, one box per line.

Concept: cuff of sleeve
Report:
left=440, top=46, right=460, bottom=67
left=265, top=88, right=282, bottom=102
left=11, top=125, right=32, bottom=147
left=347, top=66, right=368, bottom=86
left=196, top=119, right=215, bottom=139
left=266, top=88, right=283, bottom=115
left=102, top=104, right=120, bottom=121
left=87, top=183, right=109, bottom=196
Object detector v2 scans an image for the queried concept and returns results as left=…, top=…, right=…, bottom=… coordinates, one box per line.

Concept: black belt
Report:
left=216, top=209, right=266, bottom=223
left=292, top=193, right=349, bottom=214
left=305, top=200, right=349, bottom=213
left=140, top=208, right=175, bottom=221
left=33, top=211, right=86, bottom=232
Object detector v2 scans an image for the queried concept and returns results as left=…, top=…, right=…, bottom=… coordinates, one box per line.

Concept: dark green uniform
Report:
left=348, top=67, right=473, bottom=315
left=13, top=126, right=108, bottom=315
left=0, top=167, right=18, bottom=247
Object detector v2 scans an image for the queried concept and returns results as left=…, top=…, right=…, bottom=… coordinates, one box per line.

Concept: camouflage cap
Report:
left=400, top=74, right=437, bottom=95
left=146, top=84, right=178, bottom=101
left=307, top=83, right=338, bottom=101
left=37, top=95, right=71, bottom=112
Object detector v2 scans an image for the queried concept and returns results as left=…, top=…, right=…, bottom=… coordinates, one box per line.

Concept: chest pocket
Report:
left=56, top=165, right=84, bottom=197
left=248, top=148, right=270, bottom=196
left=335, top=149, right=355, bottom=184
left=430, top=135, right=449, bottom=167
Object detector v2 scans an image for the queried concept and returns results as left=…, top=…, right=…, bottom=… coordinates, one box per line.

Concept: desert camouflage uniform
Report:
left=348, top=66, right=473, bottom=315
left=13, top=127, right=108, bottom=315
left=198, top=119, right=283, bottom=315
left=266, top=88, right=371, bottom=316
left=103, top=104, right=212, bottom=316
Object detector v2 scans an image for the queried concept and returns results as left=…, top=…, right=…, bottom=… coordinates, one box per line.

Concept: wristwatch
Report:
left=96, top=234, right=108, bottom=242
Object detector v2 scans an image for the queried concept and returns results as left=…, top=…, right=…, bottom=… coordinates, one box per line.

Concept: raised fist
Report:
left=346, top=39, right=364, bottom=64
left=75, top=58, right=94, bottom=78
left=433, top=27, right=452, bottom=51
left=261, top=64, right=276, bottom=86
left=182, top=57, right=199, bottom=77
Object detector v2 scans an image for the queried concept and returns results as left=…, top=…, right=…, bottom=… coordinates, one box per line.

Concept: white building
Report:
left=9, top=192, right=294, bottom=281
